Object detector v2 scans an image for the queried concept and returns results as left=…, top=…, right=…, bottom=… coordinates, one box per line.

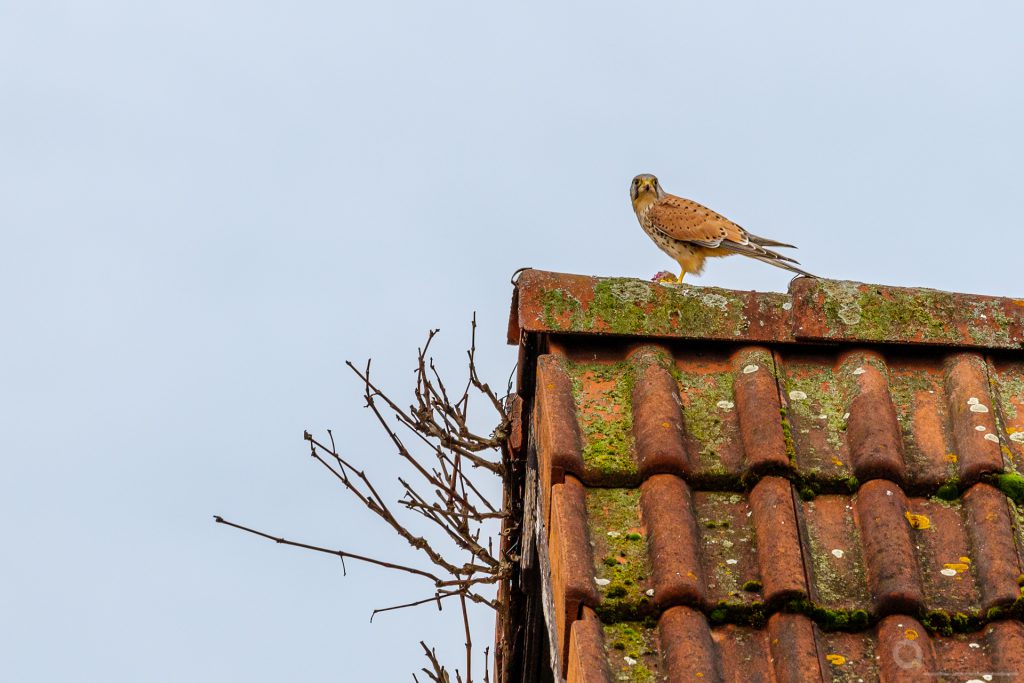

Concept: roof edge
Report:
left=508, top=269, right=1024, bottom=350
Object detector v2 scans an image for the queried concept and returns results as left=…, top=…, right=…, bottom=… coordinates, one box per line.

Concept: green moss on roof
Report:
left=993, top=371, right=1024, bottom=423
left=539, top=277, right=758, bottom=337
left=566, top=360, right=638, bottom=485
left=800, top=498, right=869, bottom=609
left=676, top=367, right=734, bottom=475
left=812, top=280, right=1019, bottom=347
left=708, top=600, right=767, bottom=627
left=782, top=361, right=850, bottom=458
left=920, top=609, right=985, bottom=636
left=603, top=622, right=657, bottom=682
left=587, top=488, right=652, bottom=622
left=821, top=282, right=950, bottom=341
left=994, top=472, right=1024, bottom=504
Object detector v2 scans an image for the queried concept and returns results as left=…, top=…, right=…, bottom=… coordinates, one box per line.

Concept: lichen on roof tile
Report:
left=508, top=270, right=1024, bottom=681
left=675, top=355, right=741, bottom=483
left=602, top=621, right=658, bottom=682
left=565, top=359, right=639, bottom=486
left=586, top=487, right=652, bottom=621
left=541, top=276, right=756, bottom=338
left=792, top=278, right=1023, bottom=348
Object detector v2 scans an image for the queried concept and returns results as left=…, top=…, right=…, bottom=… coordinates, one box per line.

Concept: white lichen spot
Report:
left=717, top=400, right=735, bottom=411
left=782, top=301, right=793, bottom=311
left=886, top=490, right=893, bottom=496
left=968, top=643, right=980, bottom=649
left=832, top=548, right=845, bottom=559
left=968, top=397, right=980, bottom=405
left=1010, top=432, right=1024, bottom=443
left=984, top=675, right=994, bottom=681
left=743, top=364, right=760, bottom=374
left=828, top=282, right=864, bottom=326
left=970, top=404, right=989, bottom=413
left=701, top=293, right=730, bottom=310
left=726, top=559, right=738, bottom=565
left=838, top=301, right=862, bottom=325
left=721, top=539, right=734, bottom=549
left=819, top=414, right=828, bottom=420
left=852, top=367, right=866, bottom=376
left=607, top=531, right=621, bottom=538
left=789, top=390, right=808, bottom=401
left=940, top=568, right=958, bottom=577
left=595, top=578, right=611, bottom=586
left=843, top=412, right=850, bottom=420
left=645, top=588, right=655, bottom=597
left=609, top=280, right=654, bottom=303
left=624, top=656, right=637, bottom=666
left=975, top=425, right=986, bottom=432
left=985, top=433, right=999, bottom=443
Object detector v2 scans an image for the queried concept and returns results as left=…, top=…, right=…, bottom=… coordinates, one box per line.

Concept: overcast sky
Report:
left=3, top=2, right=1023, bottom=681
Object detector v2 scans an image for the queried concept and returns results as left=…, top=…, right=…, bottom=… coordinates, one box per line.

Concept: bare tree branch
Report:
left=216, top=319, right=513, bottom=682
left=212, top=516, right=441, bottom=583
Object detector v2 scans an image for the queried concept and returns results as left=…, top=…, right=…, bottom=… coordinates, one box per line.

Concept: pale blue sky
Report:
left=2, top=2, right=1023, bottom=681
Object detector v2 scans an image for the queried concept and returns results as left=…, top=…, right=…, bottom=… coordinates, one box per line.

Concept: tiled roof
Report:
left=504, top=270, right=1024, bottom=683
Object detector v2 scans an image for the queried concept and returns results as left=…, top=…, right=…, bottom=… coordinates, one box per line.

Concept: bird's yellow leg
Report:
left=677, top=269, right=686, bottom=283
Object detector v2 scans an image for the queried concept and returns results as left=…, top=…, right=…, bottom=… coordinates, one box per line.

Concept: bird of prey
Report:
left=630, top=173, right=814, bottom=282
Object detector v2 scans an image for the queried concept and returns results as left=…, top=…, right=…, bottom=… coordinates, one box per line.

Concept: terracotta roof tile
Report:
left=506, top=271, right=1024, bottom=681
left=511, top=270, right=1024, bottom=349
left=567, top=608, right=1024, bottom=682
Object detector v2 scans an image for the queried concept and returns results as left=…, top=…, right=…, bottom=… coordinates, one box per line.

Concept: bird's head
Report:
left=630, top=174, right=663, bottom=206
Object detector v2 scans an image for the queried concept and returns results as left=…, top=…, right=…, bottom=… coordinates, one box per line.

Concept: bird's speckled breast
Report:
left=636, top=203, right=707, bottom=274
left=637, top=205, right=695, bottom=260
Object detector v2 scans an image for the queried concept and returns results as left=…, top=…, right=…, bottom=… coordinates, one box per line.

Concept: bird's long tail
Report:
left=718, top=239, right=816, bottom=277
left=752, top=253, right=816, bottom=278
left=748, top=233, right=797, bottom=249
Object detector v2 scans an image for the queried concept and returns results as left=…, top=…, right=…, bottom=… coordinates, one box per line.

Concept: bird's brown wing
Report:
left=646, top=195, right=750, bottom=248
left=648, top=194, right=813, bottom=275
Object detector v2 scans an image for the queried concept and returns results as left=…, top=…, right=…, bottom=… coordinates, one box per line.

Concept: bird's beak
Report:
left=638, top=178, right=653, bottom=193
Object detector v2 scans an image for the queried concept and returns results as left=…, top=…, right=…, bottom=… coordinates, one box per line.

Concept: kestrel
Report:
left=630, top=174, right=814, bottom=282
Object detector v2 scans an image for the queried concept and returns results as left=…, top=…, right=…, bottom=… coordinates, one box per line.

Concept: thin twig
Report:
left=217, top=318, right=511, bottom=682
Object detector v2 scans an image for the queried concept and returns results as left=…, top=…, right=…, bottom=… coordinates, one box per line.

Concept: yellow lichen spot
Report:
left=661, top=421, right=670, bottom=428
left=696, top=673, right=703, bottom=678
left=546, top=383, right=554, bottom=389
left=944, top=562, right=970, bottom=573
left=904, top=628, right=918, bottom=640
left=959, top=556, right=971, bottom=564
left=831, top=457, right=844, bottom=467
left=905, top=512, right=930, bottom=529
left=1009, top=428, right=1018, bottom=435
left=826, top=654, right=846, bottom=666
left=945, top=453, right=958, bottom=463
